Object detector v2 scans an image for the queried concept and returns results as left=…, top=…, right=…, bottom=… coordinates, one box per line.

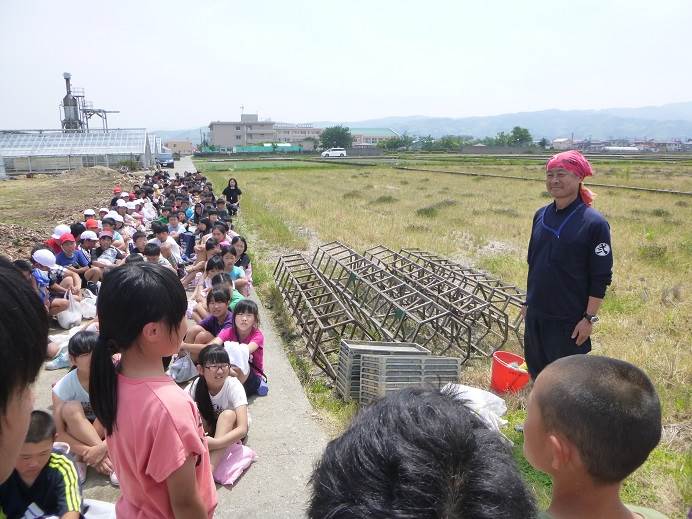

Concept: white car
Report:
left=321, top=147, right=347, bottom=158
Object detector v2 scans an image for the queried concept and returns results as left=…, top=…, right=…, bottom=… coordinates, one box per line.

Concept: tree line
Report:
left=318, top=125, right=546, bottom=151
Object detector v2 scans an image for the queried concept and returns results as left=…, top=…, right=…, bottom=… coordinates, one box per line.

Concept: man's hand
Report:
left=520, top=305, right=527, bottom=320
left=571, top=319, right=593, bottom=346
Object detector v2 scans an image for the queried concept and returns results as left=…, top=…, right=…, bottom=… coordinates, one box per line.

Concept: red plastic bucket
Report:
left=491, top=351, right=530, bottom=393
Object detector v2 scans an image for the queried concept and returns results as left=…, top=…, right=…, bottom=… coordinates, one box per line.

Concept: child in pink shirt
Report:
left=89, top=263, right=217, bottom=518
left=213, top=299, right=268, bottom=397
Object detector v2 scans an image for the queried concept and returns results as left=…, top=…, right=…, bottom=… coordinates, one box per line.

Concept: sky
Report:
left=1, top=0, right=691, bottom=130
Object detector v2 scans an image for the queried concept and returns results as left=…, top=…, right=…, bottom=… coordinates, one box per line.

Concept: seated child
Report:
left=181, top=238, right=220, bottom=288
left=30, top=248, right=76, bottom=315
left=0, top=410, right=85, bottom=518
left=128, top=230, right=148, bottom=256
left=211, top=273, right=244, bottom=311
left=188, top=345, right=249, bottom=470
left=212, top=299, right=267, bottom=397
left=52, top=331, right=117, bottom=485
left=143, top=243, right=176, bottom=271
left=188, top=255, right=225, bottom=323
left=182, top=288, right=233, bottom=362
left=523, top=355, right=666, bottom=519
left=220, top=245, right=249, bottom=295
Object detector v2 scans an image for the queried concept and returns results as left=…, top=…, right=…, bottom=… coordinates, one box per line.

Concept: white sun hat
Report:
left=32, top=249, right=56, bottom=267
left=51, top=224, right=71, bottom=240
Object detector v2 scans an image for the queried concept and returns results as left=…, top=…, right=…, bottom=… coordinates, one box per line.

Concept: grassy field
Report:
left=199, top=157, right=691, bottom=517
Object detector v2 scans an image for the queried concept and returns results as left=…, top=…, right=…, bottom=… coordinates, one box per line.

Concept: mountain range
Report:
left=154, top=102, right=692, bottom=144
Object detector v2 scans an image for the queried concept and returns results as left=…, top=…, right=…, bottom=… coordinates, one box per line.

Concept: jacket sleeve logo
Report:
left=594, top=243, right=611, bottom=256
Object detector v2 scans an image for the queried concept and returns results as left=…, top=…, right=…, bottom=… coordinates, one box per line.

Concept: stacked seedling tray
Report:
left=336, top=340, right=430, bottom=402
left=359, top=354, right=461, bottom=405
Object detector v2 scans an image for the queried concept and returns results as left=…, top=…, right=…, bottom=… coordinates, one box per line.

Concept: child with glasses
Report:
left=188, top=345, right=249, bottom=471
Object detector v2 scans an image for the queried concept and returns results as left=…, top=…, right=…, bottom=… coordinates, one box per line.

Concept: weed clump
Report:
left=651, top=208, right=671, bottom=218
left=342, top=190, right=362, bottom=200
left=417, top=206, right=439, bottom=218
left=372, top=195, right=398, bottom=204
left=638, top=244, right=667, bottom=263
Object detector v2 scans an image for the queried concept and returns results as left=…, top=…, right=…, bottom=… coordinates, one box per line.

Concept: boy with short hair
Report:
left=91, top=231, right=125, bottom=272
left=148, top=221, right=183, bottom=264
left=128, top=231, right=148, bottom=256
left=0, top=410, right=85, bottom=518
left=143, top=243, right=175, bottom=271
left=523, top=355, right=666, bottom=519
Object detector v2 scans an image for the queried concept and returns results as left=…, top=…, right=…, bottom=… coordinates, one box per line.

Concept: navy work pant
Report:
left=523, top=309, right=591, bottom=379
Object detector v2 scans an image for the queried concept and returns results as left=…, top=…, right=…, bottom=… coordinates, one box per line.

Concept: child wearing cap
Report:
left=30, top=248, right=79, bottom=315
left=45, top=225, right=71, bottom=255
left=523, top=355, right=667, bottom=519
left=91, top=232, right=125, bottom=272
left=83, top=209, right=96, bottom=222
left=55, top=234, right=90, bottom=276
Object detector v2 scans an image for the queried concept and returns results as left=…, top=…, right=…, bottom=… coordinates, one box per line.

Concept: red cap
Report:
left=85, top=218, right=99, bottom=230
left=113, top=185, right=122, bottom=194
left=59, top=233, right=76, bottom=244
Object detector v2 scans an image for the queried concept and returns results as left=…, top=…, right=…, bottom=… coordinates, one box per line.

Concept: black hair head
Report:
left=220, top=245, right=237, bottom=258
left=227, top=177, right=239, bottom=188
left=70, top=222, right=86, bottom=239
left=206, top=208, right=218, bottom=216
left=309, top=387, right=536, bottom=519
left=204, top=238, right=219, bottom=251
left=101, top=217, right=115, bottom=227
left=151, top=221, right=167, bottom=234
left=124, top=254, right=144, bottom=264
left=232, top=299, right=260, bottom=333
left=212, top=222, right=228, bottom=233
left=211, top=272, right=233, bottom=289
left=68, top=330, right=99, bottom=358
left=0, top=256, right=47, bottom=427
left=12, top=259, right=32, bottom=273
left=132, top=231, right=147, bottom=242
left=25, top=410, right=56, bottom=443
left=207, top=287, right=231, bottom=305
left=230, top=235, right=248, bottom=252
left=90, top=263, right=187, bottom=434
left=193, top=344, right=231, bottom=432
left=144, top=243, right=161, bottom=256
left=537, top=355, right=662, bottom=484
left=205, top=254, right=225, bottom=273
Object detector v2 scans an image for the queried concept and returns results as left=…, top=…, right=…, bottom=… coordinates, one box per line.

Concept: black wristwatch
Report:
left=583, top=312, right=599, bottom=324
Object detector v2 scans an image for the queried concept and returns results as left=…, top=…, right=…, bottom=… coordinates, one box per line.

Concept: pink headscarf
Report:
left=546, top=150, right=596, bottom=206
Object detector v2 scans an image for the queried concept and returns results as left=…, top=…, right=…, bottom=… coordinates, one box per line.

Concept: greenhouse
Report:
left=0, top=128, right=153, bottom=173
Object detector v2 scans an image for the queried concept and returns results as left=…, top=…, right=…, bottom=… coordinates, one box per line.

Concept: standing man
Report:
left=522, top=150, right=613, bottom=379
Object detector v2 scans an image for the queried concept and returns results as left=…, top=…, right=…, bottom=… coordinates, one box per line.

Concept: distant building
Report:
left=349, top=128, right=400, bottom=147
left=209, top=114, right=276, bottom=148
left=551, top=138, right=573, bottom=150
left=164, top=140, right=195, bottom=155
left=274, top=123, right=322, bottom=144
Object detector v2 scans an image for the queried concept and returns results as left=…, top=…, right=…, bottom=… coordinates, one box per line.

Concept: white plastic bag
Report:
left=168, top=353, right=198, bottom=383
left=80, top=289, right=97, bottom=319
left=224, top=341, right=250, bottom=376
left=443, top=383, right=508, bottom=432
left=56, top=292, right=82, bottom=330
